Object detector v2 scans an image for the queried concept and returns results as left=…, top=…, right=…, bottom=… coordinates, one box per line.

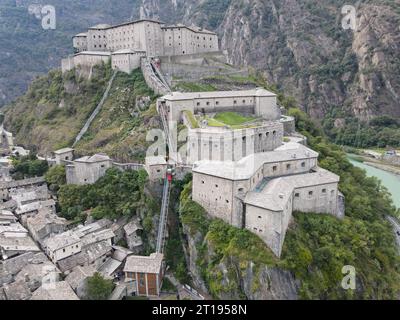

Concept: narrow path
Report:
left=156, top=178, right=171, bottom=254
left=72, top=70, right=118, bottom=147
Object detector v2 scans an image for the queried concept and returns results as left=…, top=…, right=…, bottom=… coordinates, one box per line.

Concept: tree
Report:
left=86, top=273, right=115, bottom=300
left=45, top=165, right=66, bottom=192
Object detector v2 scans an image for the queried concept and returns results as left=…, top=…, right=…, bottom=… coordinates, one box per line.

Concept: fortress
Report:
left=58, top=18, right=345, bottom=259
left=62, top=19, right=219, bottom=75
left=157, top=90, right=345, bottom=258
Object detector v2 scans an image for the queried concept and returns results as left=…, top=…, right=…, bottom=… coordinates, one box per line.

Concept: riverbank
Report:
left=347, top=155, right=400, bottom=209
left=364, top=161, right=400, bottom=176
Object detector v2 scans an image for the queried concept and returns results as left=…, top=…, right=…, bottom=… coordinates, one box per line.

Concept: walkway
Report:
left=72, top=70, right=117, bottom=147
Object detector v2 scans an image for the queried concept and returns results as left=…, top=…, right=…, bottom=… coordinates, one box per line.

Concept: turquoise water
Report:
left=348, top=156, right=400, bottom=209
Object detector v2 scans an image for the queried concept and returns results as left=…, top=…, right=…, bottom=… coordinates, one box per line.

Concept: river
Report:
left=348, top=155, right=400, bottom=209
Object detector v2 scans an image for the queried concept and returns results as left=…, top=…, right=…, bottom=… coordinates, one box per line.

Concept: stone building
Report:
left=26, top=208, right=67, bottom=246
left=192, top=142, right=343, bottom=257
left=63, top=19, right=219, bottom=75
left=66, top=154, right=113, bottom=185
left=44, top=231, right=82, bottom=263
left=73, top=20, right=218, bottom=57
left=123, top=253, right=164, bottom=297
left=158, top=89, right=279, bottom=124
left=52, top=148, right=74, bottom=165
left=155, top=89, right=345, bottom=257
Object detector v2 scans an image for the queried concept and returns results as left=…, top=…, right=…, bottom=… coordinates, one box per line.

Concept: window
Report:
left=206, top=101, right=210, bottom=106
left=202, top=181, right=205, bottom=184
left=216, top=101, right=219, bottom=105
left=63, top=249, right=66, bottom=253
left=258, top=216, right=262, bottom=219
left=295, top=193, right=300, bottom=197
left=242, top=100, right=246, bottom=104
left=226, top=200, right=229, bottom=204
left=309, top=191, right=313, bottom=196
left=286, top=164, right=291, bottom=170
left=301, top=162, right=306, bottom=167
left=322, top=189, right=327, bottom=194
left=273, top=130, right=276, bottom=135
left=238, top=188, right=244, bottom=192
left=215, top=184, right=218, bottom=188
left=234, top=100, right=237, bottom=104
left=273, top=166, right=277, bottom=172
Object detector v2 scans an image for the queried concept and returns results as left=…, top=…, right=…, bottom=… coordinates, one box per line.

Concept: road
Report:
left=387, top=216, right=400, bottom=252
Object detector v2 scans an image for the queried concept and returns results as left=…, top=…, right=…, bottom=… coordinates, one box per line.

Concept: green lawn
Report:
left=183, top=110, right=199, bottom=128
left=214, top=112, right=256, bottom=126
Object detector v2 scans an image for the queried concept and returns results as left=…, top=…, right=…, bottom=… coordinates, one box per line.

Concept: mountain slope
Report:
left=0, top=0, right=142, bottom=107
left=139, top=0, right=400, bottom=121
left=3, top=63, right=160, bottom=161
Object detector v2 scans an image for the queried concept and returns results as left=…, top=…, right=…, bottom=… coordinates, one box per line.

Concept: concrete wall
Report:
left=292, top=182, right=339, bottom=216
left=73, top=35, right=87, bottom=52
left=48, top=242, right=82, bottom=263
left=66, top=160, right=113, bottom=185
left=112, top=51, right=145, bottom=74
left=192, top=172, right=234, bottom=225
left=245, top=195, right=293, bottom=257
left=159, top=94, right=280, bottom=125
left=187, top=122, right=284, bottom=164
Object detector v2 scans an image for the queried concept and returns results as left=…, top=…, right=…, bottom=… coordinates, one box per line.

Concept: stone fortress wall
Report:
left=62, top=19, right=219, bottom=77
left=155, top=89, right=345, bottom=257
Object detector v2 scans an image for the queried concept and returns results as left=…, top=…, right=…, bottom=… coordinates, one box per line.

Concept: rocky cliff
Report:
left=140, top=0, right=400, bottom=121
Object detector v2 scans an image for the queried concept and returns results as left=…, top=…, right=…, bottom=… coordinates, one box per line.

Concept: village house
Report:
left=65, top=154, right=113, bottom=185
left=44, top=231, right=82, bottom=263
left=26, top=208, right=67, bottom=246
left=0, top=176, right=46, bottom=202
left=124, top=253, right=164, bottom=297
left=52, top=148, right=74, bottom=165
left=30, top=281, right=79, bottom=300
left=123, top=219, right=143, bottom=253
left=65, top=265, right=96, bottom=299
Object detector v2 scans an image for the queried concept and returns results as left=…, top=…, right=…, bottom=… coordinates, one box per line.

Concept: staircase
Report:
left=156, top=177, right=172, bottom=254
left=72, top=70, right=117, bottom=147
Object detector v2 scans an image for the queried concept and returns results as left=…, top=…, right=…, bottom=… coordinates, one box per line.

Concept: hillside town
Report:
left=0, top=17, right=350, bottom=300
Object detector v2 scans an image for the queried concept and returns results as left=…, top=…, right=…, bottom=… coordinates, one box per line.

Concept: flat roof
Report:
left=193, top=143, right=319, bottom=180
left=44, top=231, right=81, bottom=251
left=161, top=24, right=216, bottom=35
left=54, top=148, right=74, bottom=154
left=244, top=168, right=340, bottom=211
left=160, top=89, right=276, bottom=101
left=89, top=19, right=163, bottom=31
left=75, top=51, right=112, bottom=57
left=124, top=253, right=163, bottom=274
left=74, top=154, right=111, bottom=163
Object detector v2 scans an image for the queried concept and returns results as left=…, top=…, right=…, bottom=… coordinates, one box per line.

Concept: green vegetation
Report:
left=58, top=168, right=149, bottom=221
left=324, top=115, right=400, bottom=149
left=10, top=154, right=49, bottom=180
left=180, top=182, right=277, bottom=299
left=161, top=278, right=177, bottom=293
left=45, top=165, right=66, bottom=192
left=281, top=107, right=400, bottom=299
left=214, top=112, right=255, bottom=126
left=4, top=65, right=158, bottom=163
left=86, top=272, right=115, bottom=300
left=183, top=110, right=199, bottom=129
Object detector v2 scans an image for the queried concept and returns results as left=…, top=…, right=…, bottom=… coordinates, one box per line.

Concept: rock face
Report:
left=139, top=0, right=400, bottom=121
left=182, top=223, right=299, bottom=300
